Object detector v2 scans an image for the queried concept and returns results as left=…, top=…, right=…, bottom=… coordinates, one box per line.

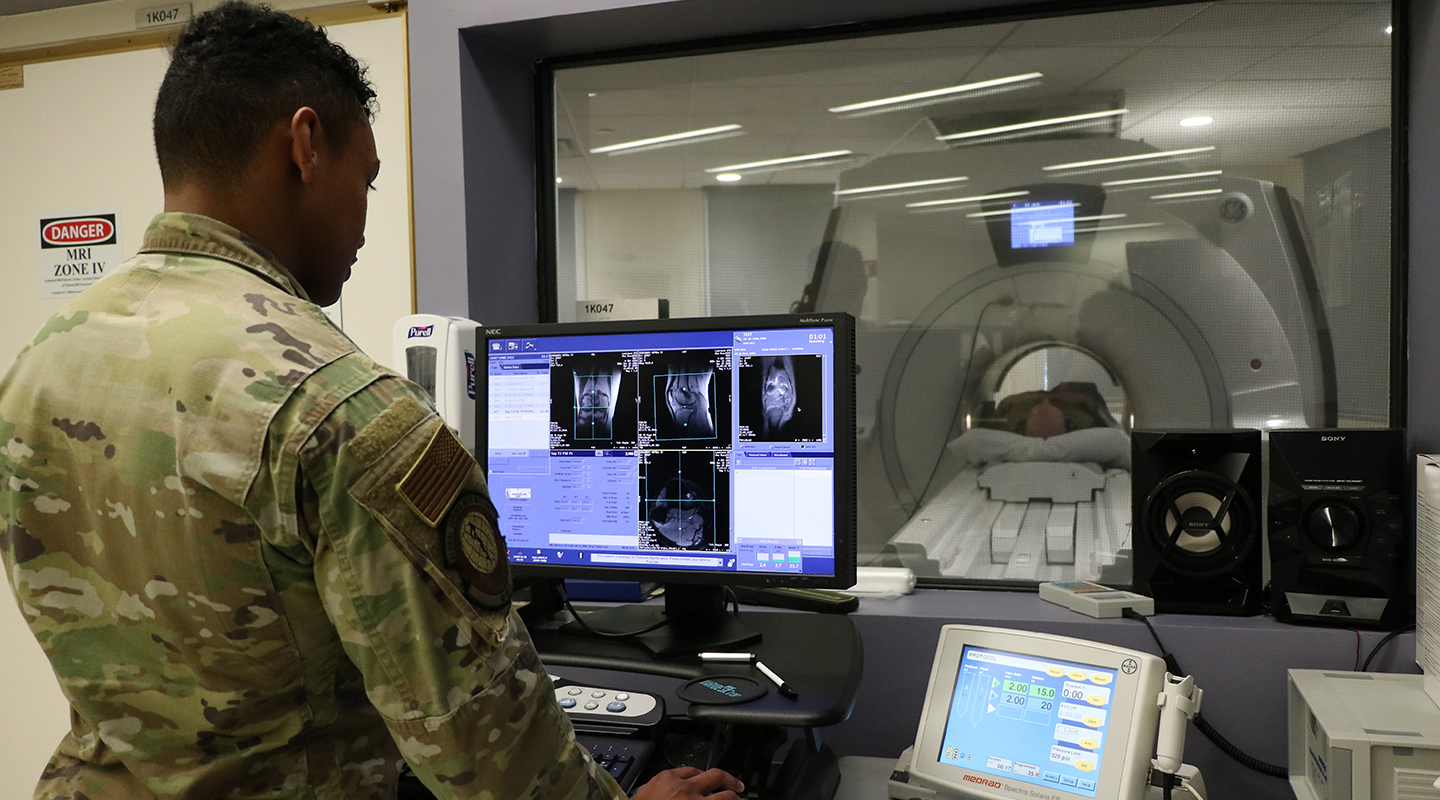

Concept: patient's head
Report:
left=979, top=382, right=1118, bottom=439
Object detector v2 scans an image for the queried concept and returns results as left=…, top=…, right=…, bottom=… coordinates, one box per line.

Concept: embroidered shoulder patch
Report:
left=396, top=424, right=472, bottom=527
left=443, top=493, right=511, bottom=610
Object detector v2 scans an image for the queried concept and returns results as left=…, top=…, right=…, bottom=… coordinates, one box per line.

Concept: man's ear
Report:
left=290, top=107, right=321, bottom=183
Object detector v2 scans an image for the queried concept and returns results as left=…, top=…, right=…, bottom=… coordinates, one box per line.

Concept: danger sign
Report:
left=37, top=211, right=120, bottom=298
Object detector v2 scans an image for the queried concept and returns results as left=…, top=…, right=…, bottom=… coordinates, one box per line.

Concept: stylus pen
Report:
left=756, top=661, right=799, bottom=699
left=699, top=652, right=757, bottom=663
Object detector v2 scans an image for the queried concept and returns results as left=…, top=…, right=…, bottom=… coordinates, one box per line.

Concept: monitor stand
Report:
left=561, top=583, right=762, bottom=657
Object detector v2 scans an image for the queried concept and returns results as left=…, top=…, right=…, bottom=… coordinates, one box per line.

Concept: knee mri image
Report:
left=638, top=351, right=732, bottom=448
left=548, top=353, right=638, bottom=448
left=639, top=450, right=730, bottom=551
left=738, top=354, right=823, bottom=442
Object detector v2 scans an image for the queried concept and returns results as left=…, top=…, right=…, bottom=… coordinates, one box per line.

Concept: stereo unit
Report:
left=1132, top=429, right=1263, bottom=615
left=1269, top=428, right=1409, bottom=629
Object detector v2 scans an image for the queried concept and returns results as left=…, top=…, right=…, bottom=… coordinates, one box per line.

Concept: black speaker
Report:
left=1132, top=429, right=1263, bottom=615
left=1268, top=428, right=1409, bottom=629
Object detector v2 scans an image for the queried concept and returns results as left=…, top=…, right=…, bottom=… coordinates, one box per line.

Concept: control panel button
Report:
left=1306, top=500, right=1363, bottom=551
left=591, top=691, right=607, bottom=698
left=584, top=701, right=599, bottom=710
left=616, top=693, right=630, bottom=701
left=560, top=698, right=576, bottom=708
left=606, top=702, right=627, bottom=713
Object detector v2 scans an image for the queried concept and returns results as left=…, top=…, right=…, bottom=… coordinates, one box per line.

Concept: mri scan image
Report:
left=638, top=451, right=730, bottom=550
left=739, top=354, right=823, bottom=442
left=638, top=351, right=732, bottom=448
left=548, top=353, right=637, bottom=449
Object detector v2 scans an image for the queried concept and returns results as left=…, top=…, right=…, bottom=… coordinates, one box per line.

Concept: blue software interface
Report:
left=485, top=326, right=837, bottom=577
left=938, top=645, right=1119, bottom=798
left=1010, top=200, right=1076, bottom=249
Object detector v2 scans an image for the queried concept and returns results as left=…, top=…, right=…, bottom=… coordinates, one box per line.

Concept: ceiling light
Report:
left=936, top=109, right=1126, bottom=142
left=906, top=190, right=1030, bottom=208
left=1043, top=146, right=1217, bottom=171
left=555, top=177, right=563, bottom=184
left=1150, top=188, right=1223, bottom=200
left=1102, top=170, right=1223, bottom=187
left=715, top=173, right=742, bottom=182
left=1180, top=116, right=1214, bottom=127
left=590, top=124, right=742, bottom=154
left=828, top=72, right=1044, bottom=114
left=1075, top=222, right=1165, bottom=234
left=966, top=202, right=1079, bottom=219
left=834, top=176, right=968, bottom=196
left=705, top=150, right=853, bottom=173
left=588, top=92, right=597, bottom=97
left=1386, top=25, right=1393, bottom=34
left=1014, top=214, right=1125, bottom=225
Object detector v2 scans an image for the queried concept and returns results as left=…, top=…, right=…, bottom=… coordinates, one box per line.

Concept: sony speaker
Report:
left=1132, top=429, right=1263, bottom=615
left=1268, top=428, right=1409, bottom=629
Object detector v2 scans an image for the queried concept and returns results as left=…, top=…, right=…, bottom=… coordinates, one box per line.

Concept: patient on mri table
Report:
left=951, top=382, right=1130, bottom=471
left=977, top=382, right=1120, bottom=438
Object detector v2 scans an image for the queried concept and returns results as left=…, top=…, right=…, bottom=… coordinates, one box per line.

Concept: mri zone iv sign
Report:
left=37, top=212, right=120, bottom=298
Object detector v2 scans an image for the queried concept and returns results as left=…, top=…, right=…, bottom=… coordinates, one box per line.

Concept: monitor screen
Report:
left=1010, top=201, right=1077, bottom=249
left=481, top=314, right=855, bottom=588
left=938, top=645, right=1118, bottom=798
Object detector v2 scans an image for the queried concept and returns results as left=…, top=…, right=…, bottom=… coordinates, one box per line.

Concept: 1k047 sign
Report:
left=37, top=212, right=120, bottom=298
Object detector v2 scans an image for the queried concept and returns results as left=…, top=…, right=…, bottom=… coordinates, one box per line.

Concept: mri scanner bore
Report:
left=818, top=138, right=1338, bottom=586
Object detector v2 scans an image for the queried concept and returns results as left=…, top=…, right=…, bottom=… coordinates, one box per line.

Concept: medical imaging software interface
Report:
left=939, top=646, right=1119, bottom=798
left=486, top=327, right=837, bottom=577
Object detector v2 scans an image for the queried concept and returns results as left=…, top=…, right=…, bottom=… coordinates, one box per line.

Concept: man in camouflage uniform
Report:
left=0, top=4, right=744, bottom=799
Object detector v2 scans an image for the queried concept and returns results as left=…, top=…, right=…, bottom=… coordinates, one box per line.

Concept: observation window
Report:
left=543, top=0, right=1397, bottom=587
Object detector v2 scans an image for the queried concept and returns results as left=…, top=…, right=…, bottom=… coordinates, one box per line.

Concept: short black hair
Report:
left=153, top=1, right=377, bottom=189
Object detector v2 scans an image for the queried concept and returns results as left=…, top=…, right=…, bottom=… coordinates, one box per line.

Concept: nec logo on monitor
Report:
left=408, top=325, right=434, bottom=338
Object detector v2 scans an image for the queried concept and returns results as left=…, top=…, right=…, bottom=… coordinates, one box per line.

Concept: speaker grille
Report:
left=1141, top=469, right=1258, bottom=578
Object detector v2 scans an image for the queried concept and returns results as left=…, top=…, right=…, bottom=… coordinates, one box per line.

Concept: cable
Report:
left=1360, top=624, right=1415, bottom=672
left=558, top=583, right=678, bottom=639
left=1350, top=629, right=1362, bottom=672
left=1121, top=609, right=1288, bottom=779
left=906, top=297, right=1014, bottom=518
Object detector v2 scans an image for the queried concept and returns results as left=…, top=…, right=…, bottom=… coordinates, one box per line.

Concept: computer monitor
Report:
left=479, top=312, right=856, bottom=652
left=891, top=625, right=1165, bottom=800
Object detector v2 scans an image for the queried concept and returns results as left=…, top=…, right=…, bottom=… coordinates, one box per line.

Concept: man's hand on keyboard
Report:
left=632, top=766, right=744, bottom=800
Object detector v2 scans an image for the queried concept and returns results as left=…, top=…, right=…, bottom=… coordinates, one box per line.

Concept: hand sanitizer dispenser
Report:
left=392, top=314, right=480, bottom=450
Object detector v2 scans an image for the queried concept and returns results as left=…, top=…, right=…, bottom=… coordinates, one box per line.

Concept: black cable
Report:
left=1121, top=609, right=1289, bottom=779
left=557, top=583, right=677, bottom=638
left=906, top=297, right=1014, bottom=518
left=1360, top=624, right=1415, bottom=671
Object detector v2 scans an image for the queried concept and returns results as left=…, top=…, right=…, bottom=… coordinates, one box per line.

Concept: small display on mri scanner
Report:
left=1010, top=201, right=1076, bottom=249
left=938, top=645, right=1118, bottom=798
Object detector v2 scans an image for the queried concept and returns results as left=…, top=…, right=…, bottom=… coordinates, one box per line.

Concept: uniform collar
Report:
left=139, top=213, right=312, bottom=302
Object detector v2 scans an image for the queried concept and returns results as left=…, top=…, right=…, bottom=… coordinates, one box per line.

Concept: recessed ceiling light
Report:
left=590, top=124, right=742, bottom=154
left=828, top=72, right=1044, bottom=114
left=1043, top=146, right=1216, bottom=171
left=834, top=176, right=969, bottom=196
left=705, top=150, right=853, bottom=173
left=716, top=173, right=742, bottom=182
left=588, top=92, right=597, bottom=97
left=936, top=109, right=1127, bottom=142
left=906, top=191, right=1030, bottom=208
left=556, top=177, right=563, bottom=184
left=1180, top=116, right=1214, bottom=127
left=1150, top=188, right=1223, bottom=200
left=1101, top=170, right=1223, bottom=187
left=1386, top=25, right=1393, bottom=34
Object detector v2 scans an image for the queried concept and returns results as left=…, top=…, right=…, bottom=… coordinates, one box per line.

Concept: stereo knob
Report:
left=1305, top=501, right=1362, bottom=551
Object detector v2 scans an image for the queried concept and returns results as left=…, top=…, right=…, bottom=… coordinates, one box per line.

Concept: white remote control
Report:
left=1039, top=580, right=1155, bottom=618
left=554, top=685, right=661, bottom=720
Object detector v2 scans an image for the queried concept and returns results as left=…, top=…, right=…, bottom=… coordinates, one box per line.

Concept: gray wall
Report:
left=706, top=184, right=836, bottom=317
left=408, top=2, right=1430, bottom=799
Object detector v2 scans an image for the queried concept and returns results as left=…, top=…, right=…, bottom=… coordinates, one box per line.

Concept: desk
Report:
left=531, top=607, right=864, bottom=729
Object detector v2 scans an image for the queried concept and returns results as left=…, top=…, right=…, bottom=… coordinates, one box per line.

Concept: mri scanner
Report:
left=814, top=137, right=1335, bottom=585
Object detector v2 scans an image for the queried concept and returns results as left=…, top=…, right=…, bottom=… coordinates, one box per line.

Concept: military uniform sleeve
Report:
left=297, top=374, right=624, bottom=800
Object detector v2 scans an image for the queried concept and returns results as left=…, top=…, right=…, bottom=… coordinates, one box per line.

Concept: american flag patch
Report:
left=397, top=425, right=472, bottom=527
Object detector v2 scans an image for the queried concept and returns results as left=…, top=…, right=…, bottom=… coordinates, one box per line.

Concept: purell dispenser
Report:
left=392, top=314, right=480, bottom=450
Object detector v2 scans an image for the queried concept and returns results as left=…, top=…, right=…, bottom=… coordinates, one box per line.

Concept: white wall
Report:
left=0, top=14, right=411, bottom=794
left=578, top=189, right=709, bottom=319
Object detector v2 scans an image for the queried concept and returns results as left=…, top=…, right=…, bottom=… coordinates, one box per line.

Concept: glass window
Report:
left=546, top=0, right=1396, bottom=587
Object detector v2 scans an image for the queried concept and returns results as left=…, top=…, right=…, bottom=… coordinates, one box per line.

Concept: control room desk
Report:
left=530, top=608, right=864, bottom=730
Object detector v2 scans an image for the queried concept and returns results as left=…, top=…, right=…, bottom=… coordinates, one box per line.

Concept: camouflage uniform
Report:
left=0, top=213, right=625, bottom=800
